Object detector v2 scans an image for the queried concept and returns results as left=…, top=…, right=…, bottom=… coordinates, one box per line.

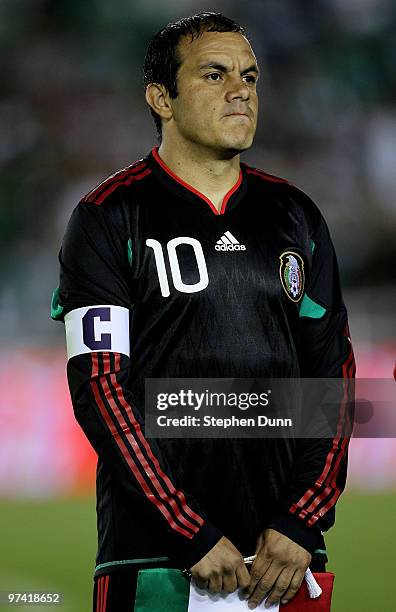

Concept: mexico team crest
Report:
left=279, top=251, right=305, bottom=302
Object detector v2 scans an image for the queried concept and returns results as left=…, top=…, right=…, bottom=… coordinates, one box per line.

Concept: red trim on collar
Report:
left=151, top=146, right=242, bottom=215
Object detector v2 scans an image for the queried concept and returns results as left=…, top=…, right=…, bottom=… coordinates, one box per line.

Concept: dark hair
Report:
left=143, top=12, right=246, bottom=141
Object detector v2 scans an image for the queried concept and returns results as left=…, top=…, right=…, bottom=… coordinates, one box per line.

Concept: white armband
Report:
left=64, top=305, right=130, bottom=360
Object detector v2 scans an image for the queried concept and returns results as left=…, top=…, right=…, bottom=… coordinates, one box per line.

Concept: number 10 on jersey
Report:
left=146, top=237, right=209, bottom=297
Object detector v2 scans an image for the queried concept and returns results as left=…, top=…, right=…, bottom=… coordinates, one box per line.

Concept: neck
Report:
left=157, top=138, right=241, bottom=211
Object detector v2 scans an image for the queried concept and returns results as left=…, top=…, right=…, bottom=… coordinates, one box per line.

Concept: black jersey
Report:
left=52, top=146, right=355, bottom=577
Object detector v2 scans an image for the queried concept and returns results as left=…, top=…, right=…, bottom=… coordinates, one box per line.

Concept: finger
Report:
left=262, top=568, right=294, bottom=608
left=222, top=571, right=238, bottom=594
left=208, top=574, right=222, bottom=594
left=192, top=574, right=209, bottom=591
left=247, top=563, right=282, bottom=608
left=236, top=563, right=251, bottom=590
left=280, top=569, right=305, bottom=605
left=243, top=556, right=272, bottom=598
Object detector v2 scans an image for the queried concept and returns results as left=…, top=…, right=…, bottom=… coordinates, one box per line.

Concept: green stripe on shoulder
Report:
left=127, top=238, right=133, bottom=267
left=299, top=293, right=326, bottom=319
left=50, top=287, right=64, bottom=320
left=298, top=240, right=324, bottom=318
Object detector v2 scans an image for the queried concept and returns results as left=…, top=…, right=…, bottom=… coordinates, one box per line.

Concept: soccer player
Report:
left=51, top=12, right=355, bottom=611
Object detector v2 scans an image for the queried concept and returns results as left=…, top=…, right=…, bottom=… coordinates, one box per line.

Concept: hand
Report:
left=189, top=536, right=251, bottom=595
left=244, top=528, right=311, bottom=609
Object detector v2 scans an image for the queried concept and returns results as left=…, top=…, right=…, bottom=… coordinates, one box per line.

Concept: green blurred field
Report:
left=0, top=491, right=395, bottom=611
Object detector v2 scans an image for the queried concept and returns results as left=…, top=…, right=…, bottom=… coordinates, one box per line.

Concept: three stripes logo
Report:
left=215, top=231, right=246, bottom=251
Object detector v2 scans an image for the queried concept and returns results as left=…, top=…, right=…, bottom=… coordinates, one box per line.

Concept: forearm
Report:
left=68, top=350, right=223, bottom=569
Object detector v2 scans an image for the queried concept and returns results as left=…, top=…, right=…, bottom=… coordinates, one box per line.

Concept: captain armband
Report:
left=64, top=305, right=130, bottom=360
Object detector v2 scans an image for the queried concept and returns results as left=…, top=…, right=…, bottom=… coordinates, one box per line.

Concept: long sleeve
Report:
left=267, top=208, right=356, bottom=554
left=52, top=200, right=223, bottom=570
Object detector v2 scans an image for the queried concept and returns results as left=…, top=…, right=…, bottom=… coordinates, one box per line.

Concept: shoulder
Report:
left=64, top=161, right=151, bottom=242
left=80, top=157, right=152, bottom=206
left=242, top=160, right=323, bottom=226
left=242, top=161, right=290, bottom=186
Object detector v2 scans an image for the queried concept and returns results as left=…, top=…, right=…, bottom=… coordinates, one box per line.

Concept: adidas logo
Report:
left=215, top=231, right=246, bottom=251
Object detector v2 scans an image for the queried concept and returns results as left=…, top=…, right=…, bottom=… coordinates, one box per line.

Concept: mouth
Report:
left=224, top=113, right=250, bottom=119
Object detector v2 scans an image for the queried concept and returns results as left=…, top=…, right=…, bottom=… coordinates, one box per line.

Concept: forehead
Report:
left=177, top=30, right=257, bottom=69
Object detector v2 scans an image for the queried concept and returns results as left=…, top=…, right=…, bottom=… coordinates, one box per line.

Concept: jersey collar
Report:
left=148, top=146, right=246, bottom=216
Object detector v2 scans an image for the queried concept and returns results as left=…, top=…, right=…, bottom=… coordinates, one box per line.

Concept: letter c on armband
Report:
left=64, top=305, right=130, bottom=360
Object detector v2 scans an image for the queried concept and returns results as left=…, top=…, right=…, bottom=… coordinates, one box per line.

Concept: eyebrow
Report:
left=198, top=62, right=259, bottom=77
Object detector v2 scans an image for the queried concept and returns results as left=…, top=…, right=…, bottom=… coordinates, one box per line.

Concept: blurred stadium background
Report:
left=0, top=0, right=395, bottom=610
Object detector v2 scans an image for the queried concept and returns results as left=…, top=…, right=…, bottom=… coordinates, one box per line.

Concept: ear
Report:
left=145, top=83, right=173, bottom=121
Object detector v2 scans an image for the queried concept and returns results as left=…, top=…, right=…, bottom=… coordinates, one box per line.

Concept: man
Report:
left=52, top=12, right=355, bottom=611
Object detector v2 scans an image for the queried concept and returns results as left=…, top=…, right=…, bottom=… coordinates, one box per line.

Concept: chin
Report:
left=222, top=138, right=254, bottom=155
left=223, top=131, right=255, bottom=153
left=200, top=132, right=255, bottom=158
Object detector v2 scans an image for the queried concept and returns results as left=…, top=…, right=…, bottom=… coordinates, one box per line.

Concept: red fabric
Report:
left=281, top=573, right=335, bottom=611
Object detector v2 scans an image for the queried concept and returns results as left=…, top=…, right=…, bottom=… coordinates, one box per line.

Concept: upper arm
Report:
left=52, top=199, right=132, bottom=360
left=58, top=200, right=132, bottom=315
left=298, top=211, right=355, bottom=378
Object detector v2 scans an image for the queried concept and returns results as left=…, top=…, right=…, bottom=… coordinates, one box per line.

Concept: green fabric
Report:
left=298, top=239, right=326, bottom=318
left=299, top=293, right=326, bottom=319
left=314, top=548, right=328, bottom=555
left=128, top=238, right=133, bottom=267
left=134, top=568, right=190, bottom=612
left=50, top=287, right=64, bottom=320
left=95, top=557, right=169, bottom=572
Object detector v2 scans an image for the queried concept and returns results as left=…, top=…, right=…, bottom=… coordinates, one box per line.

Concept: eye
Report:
left=243, top=75, right=257, bottom=84
left=205, top=72, right=223, bottom=81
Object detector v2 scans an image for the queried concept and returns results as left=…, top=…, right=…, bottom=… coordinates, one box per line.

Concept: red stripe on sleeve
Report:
left=102, top=575, right=109, bottom=612
left=96, top=576, right=102, bottom=612
left=289, top=340, right=354, bottom=520
left=302, top=376, right=354, bottom=525
left=306, top=489, right=342, bottom=527
left=112, top=353, right=204, bottom=528
left=289, top=410, right=347, bottom=515
left=82, top=161, right=147, bottom=203
left=92, top=353, right=99, bottom=378
left=95, top=168, right=151, bottom=205
left=90, top=376, right=195, bottom=538
left=245, top=167, right=289, bottom=184
left=100, top=373, right=201, bottom=535
left=101, top=576, right=105, bottom=612
left=103, top=352, right=111, bottom=375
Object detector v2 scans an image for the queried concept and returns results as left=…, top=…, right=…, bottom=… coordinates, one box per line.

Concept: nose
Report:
left=225, top=74, right=250, bottom=103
